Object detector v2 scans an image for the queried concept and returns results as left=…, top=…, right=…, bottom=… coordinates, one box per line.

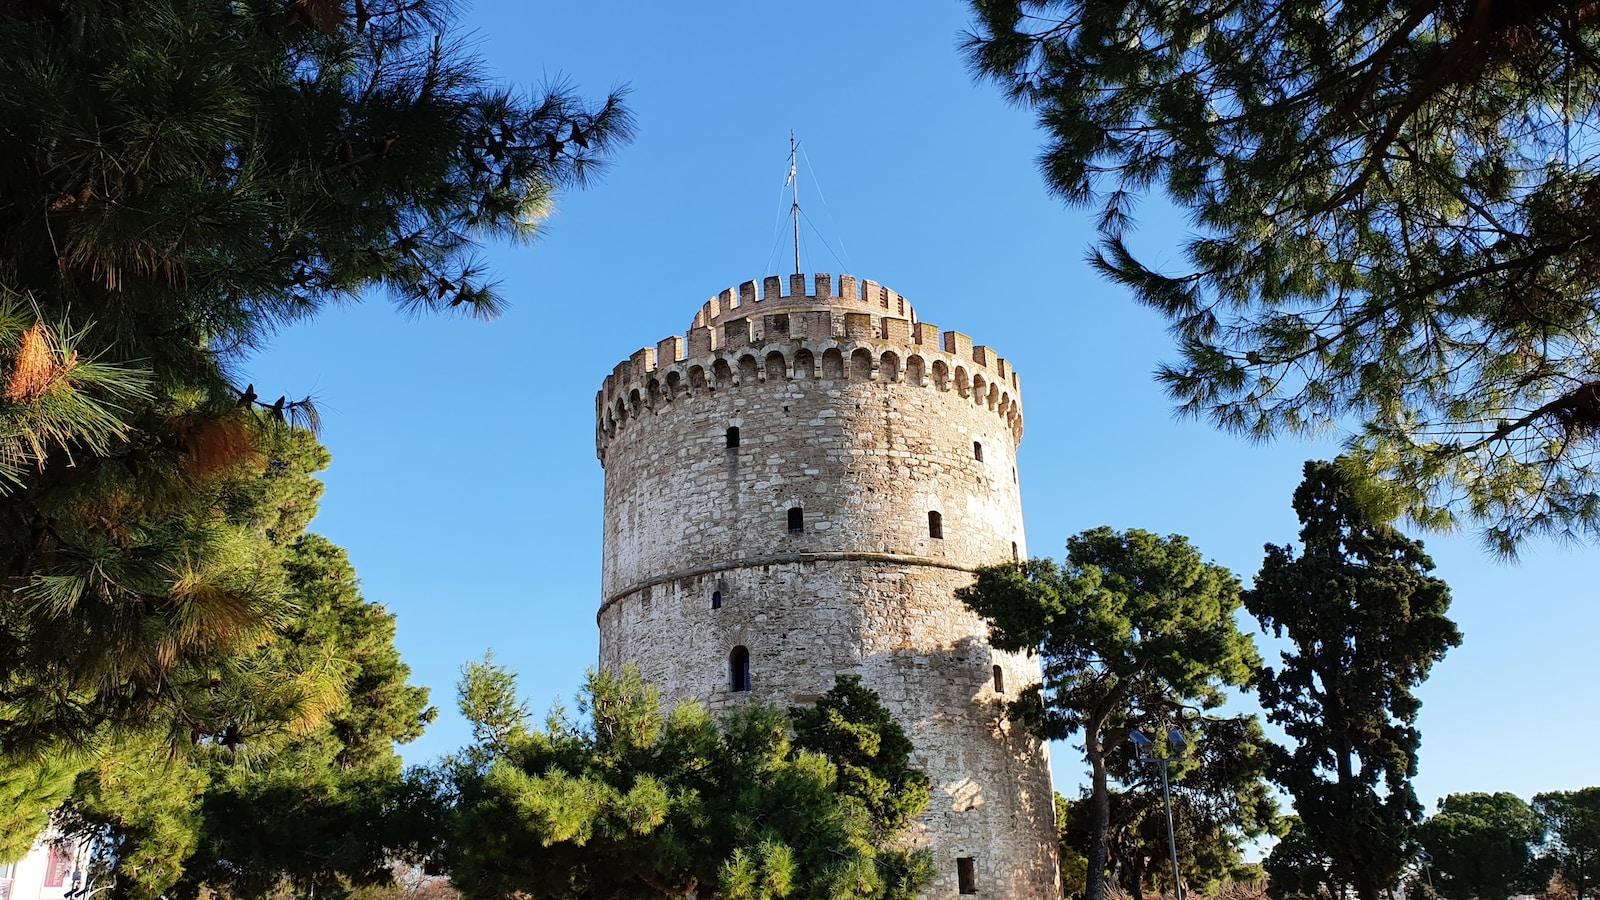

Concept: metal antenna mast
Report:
left=787, top=132, right=801, bottom=274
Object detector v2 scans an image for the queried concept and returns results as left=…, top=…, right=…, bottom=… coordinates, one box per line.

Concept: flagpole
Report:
left=788, top=132, right=801, bottom=275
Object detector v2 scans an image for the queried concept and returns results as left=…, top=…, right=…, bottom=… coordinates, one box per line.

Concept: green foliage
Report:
left=1535, top=788, right=1600, bottom=900
left=1247, top=461, right=1462, bottom=900
left=0, top=0, right=623, bottom=884
left=1117, top=715, right=1277, bottom=897
left=956, top=526, right=1260, bottom=900
left=1264, top=817, right=1336, bottom=900
left=1056, top=793, right=1090, bottom=899
left=0, top=300, right=151, bottom=494
left=43, top=455, right=435, bottom=900
left=1056, top=716, right=1278, bottom=900
left=67, top=739, right=209, bottom=900
left=1418, top=792, right=1544, bottom=900
left=163, top=534, right=436, bottom=900
left=790, top=675, right=931, bottom=838
left=440, top=664, right=931, bottom=900
left=966, top=0, right=1600, bottom=552
left=0, top=753, right=82, bottom=862
left=0, top=0, right=629, bottom=758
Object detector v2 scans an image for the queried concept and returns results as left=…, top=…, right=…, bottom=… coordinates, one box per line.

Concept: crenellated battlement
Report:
left=689, top=272, right=916, bottom=331
left=595, top=273, right=1023, bottom=462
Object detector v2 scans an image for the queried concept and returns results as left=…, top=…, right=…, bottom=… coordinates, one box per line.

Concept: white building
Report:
left=1, top=833, right=90, bottom=900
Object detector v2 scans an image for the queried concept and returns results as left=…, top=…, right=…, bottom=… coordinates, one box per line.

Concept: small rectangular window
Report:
left=973, top=441, right=983, bottom=461
left=726, top=426, right=740, bottom=448
left=788, top=507, right=804, bottom=534
left=957, top=857, right=977, bottom=894
left=928, top=511, right=943, bottom=540
left=993, top=665, right=1005, bottom=694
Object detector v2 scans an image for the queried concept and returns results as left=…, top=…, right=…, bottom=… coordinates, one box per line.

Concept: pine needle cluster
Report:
left=967, top=0, right=1600, bottom=553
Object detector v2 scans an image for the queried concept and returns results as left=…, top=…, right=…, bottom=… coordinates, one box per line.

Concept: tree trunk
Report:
left=1086, top=740, right=1112, bottom=900
left=1335, top=730, right=1383, bottom=900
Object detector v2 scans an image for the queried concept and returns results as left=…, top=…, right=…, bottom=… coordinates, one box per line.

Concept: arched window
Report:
left=794, top=348, right=816, bottom=379
left=993, top=665, right=1005, bottom=694
left=726, top=426, right=740, bottom=449
left=880, top=351, right=901, bottom=382
left=729, top=646, right=751, bottom=692
left=906, top=355, right=926, bottom=386
left=973, top=441, right=983, bottom=461
left=928, top=511, right=943, bottom=540
left=711, top=590, right=722, bottom=609
left=821, top=348, right=844, bottom=379
left=850, top=347, right=874, bottom=380
left=788, top=507, right=805, bottom=534
left=1012, top=541, right=1019, bottom=562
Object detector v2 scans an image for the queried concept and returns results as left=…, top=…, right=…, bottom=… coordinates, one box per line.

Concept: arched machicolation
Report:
left=596, top=273, right=1024, bottom=461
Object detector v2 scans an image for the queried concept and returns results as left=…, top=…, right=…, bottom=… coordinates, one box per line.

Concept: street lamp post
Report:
left=1131, top=728, right=1188, bottom=900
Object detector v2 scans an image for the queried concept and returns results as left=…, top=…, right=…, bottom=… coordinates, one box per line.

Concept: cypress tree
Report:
left=1247, top=461, right=1462, bottom=900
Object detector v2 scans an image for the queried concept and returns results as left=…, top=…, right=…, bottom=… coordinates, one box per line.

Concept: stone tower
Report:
left=594, top=273, right=1060, bottom=898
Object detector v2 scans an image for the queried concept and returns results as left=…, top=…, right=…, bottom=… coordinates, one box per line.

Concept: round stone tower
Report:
left=594, top=273, right=1059, bottom=898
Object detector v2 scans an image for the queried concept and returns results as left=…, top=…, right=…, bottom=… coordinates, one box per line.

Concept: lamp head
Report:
left=1129, top=730, right=1154, bottom=756
left=1167, top=728, right=1187, bottom=752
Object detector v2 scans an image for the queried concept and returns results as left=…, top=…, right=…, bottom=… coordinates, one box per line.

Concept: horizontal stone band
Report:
left=598, top=551, right=978, bottom=621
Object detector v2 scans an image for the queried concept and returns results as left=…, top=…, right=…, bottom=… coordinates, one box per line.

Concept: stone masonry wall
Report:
left=595, top=276, right=1060, bottom=898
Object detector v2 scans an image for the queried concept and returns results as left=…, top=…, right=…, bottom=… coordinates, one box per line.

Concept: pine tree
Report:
left=0, top=754, right=82, bottom=862
left=1246, top=461, right=1462, bottom=900
left=0, top=0, right=629, bottom=755
left=49, top=447, right=436, bottom=899
left=966, top=0, right=1600, bottom=553
left=790, top=675, right=933, bottom=897
left=1418, top=792, right=1544, bottom=900
left=956, top=528, right=1260, bottom=900
left=440, top=664, right=932, bottom=900
left=1535, top=788, right=1600, bottom=900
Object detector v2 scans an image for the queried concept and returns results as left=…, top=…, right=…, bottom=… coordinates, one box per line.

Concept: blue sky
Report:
left=244, top=1, right=1596, bottom=807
